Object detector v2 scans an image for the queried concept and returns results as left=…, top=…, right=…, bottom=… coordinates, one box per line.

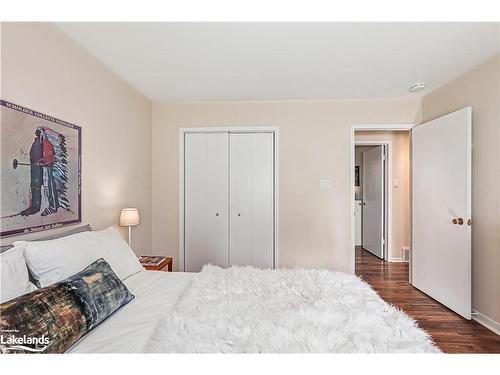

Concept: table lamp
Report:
left=119, top=208, right=140, bottom=247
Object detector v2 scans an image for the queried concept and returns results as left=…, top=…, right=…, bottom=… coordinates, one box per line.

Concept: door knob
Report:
left=452, top=218, right=464, bottom=225
left=215, top=213, right=219, bottom=216
left=362, top=201, right=366, bottom=206
left=452, top=218, right=457, bottom=224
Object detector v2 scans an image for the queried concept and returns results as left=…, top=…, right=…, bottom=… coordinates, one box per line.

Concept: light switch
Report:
left=320, top=179, right=332, bottom=190
left=393, top=179, right=400, bottom=188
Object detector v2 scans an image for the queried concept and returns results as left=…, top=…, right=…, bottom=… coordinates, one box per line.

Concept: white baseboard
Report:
left=388, top=257, right=408, bottom=263
left=472, top=309, right=500, bottom=336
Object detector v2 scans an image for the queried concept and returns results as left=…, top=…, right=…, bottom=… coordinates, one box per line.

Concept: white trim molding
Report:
left=352, top=124, right=415, bottom=131
left=472, top=309, right=500, bottom=336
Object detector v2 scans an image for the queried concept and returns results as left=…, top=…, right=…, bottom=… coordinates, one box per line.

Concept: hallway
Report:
left=355, top=246, right=500, bottom=353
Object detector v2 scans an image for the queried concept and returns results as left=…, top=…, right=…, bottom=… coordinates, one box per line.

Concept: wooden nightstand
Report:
left=138, top=256, right=173, bottom=272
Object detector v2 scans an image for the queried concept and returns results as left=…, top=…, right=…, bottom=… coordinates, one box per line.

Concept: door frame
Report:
left=357, top=141, right=390, bottom=261
left=350, top=124, right=414, bottom=274
left=178, top=127, right=280, bottom=272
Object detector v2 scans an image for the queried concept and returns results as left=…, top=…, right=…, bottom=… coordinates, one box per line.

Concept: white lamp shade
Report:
left=119, top=208, right=140, bottom=227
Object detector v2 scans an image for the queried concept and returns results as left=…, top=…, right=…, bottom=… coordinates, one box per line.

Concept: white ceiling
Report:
left=55, top=23, right=500, bottom=101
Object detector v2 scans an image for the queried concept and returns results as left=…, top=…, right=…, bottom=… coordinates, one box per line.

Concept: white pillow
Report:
left=17, top=226, right=143, bottom=288
left=0, top=246, right=37, bottom=303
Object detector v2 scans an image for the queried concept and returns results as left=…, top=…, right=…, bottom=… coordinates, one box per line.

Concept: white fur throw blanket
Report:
left=148, top=265, right=439, bottom=353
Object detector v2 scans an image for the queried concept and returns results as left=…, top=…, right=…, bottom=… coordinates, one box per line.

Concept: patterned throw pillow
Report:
left=0, top=258, right=134, bottom=354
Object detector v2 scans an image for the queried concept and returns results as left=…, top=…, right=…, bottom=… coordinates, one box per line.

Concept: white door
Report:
left=362, top=146, right=384, bottom=258
left=184, top=133, right=229, bottom=272
left=229, top=133, right=274, bottom=268
left=412, top=107, right=472, bottom=319
left=355, top=200, right=362, bottom=246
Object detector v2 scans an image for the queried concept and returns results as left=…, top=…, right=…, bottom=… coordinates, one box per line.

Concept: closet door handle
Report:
left=237, top=213, right=241, bottom=217
left=215, top=213, right=219, bottom=217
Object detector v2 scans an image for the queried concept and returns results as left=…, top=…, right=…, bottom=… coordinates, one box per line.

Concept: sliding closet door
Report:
left=184, top=133, right=229, bottom=272
left=229, top=133, right=274, bottom=268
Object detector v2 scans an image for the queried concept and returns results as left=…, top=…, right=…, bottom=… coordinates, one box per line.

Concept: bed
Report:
left=72, top=265, right=438, bottom=353
left=1, top=226, right=439, bottom=354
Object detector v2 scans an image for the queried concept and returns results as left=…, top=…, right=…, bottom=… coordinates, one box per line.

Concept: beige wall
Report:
left=355, top=131, right=410, bottom=261
left=0, top=23, right=152, bottom=253
left=422, top=54, right=500, bottom=322
left=152, top=99, right=421, bottom=271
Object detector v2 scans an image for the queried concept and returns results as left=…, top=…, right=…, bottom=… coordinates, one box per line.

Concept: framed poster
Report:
left=0, top=100, right=81, bottom=237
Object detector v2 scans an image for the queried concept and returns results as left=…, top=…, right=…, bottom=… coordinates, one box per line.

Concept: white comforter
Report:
left=147, top=265, right=440, bottom=353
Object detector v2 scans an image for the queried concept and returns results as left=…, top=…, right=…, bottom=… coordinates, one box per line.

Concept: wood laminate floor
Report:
left=355, top=246, right=500, bottom=353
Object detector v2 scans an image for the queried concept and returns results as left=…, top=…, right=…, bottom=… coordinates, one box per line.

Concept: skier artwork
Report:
left=0, top=100, right=81, bottom=237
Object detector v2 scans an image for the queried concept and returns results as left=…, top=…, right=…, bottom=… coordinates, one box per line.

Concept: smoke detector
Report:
left=409, top=83, right=427, bottom=93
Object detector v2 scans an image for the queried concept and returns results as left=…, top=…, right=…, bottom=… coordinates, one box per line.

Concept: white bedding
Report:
left=148, top=265, right=439, bottom=353
left=69, top=270, right=194, bottom=353
left=69, top=265, right=438, bottom=353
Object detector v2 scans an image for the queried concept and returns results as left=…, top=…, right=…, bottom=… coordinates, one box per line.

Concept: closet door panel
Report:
left=229, top=135, right=252, bottom=266
left=250, top=133, right=274, bottom=268
left=230, top=133, right=274, bottom=268
left=185, top=133, right=228, bottom=272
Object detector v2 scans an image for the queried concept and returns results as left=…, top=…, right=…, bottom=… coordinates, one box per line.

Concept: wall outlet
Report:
left=320, top=179, right=332, bottom=190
